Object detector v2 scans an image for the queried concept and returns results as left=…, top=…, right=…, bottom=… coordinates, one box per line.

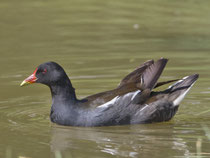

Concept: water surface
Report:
left=0, top=0, right=210, bottom=158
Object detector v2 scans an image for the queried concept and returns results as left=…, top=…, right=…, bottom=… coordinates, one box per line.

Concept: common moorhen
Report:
left=20, top=58, right=199, bottom=126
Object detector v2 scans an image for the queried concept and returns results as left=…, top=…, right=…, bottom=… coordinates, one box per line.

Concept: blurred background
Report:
left=0, top=0, right=210, bottom=158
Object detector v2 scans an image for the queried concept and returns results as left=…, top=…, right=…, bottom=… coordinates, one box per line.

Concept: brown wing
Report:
left=82, top=58, right=168, bottom=108
left=82, top=83, right=138, bottom=107
left=118, top=59, right=154, bottom=87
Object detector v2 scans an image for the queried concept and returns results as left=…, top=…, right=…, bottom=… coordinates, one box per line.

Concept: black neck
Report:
left=49, top=78, right=77, bottom=104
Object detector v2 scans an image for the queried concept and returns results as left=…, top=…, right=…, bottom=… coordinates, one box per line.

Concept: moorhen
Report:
left=20, top=58, right=199, bottom=126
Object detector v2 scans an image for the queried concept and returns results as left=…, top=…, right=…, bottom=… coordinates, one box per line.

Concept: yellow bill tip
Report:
left=20, top=80, right=30, bottom=87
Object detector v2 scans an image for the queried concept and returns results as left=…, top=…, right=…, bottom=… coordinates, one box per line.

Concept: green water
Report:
left=0, top=0, right=210, bottom=157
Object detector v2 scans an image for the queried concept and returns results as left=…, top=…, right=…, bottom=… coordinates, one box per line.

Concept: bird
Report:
left=20, top=58, right=199, bottom=127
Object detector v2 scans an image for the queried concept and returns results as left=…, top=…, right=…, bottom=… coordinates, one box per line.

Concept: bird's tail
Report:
left=168, top=74, right=199, bottom=106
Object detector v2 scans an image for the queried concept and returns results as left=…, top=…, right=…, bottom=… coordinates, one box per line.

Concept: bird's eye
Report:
left=42, top=68, right=47, bottom=74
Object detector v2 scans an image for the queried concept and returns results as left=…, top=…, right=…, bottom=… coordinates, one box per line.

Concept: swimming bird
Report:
left=20, top=58, right=198, bottom=127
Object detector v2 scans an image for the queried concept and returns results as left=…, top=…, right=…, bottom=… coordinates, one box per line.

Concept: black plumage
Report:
left=20, top=58, right=199, bottom=127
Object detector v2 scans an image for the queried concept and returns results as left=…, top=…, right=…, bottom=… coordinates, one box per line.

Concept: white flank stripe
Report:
left=139, top=104, right=149, bottom=112
left=97, top=90, right=141, bottom=109
left=97, top=96, right=119, bottom=108
left=131, top=90, right=141, bottom=100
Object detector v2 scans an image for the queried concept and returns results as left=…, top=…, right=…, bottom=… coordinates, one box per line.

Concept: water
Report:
left=0, top=0, right=210, bottom=157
